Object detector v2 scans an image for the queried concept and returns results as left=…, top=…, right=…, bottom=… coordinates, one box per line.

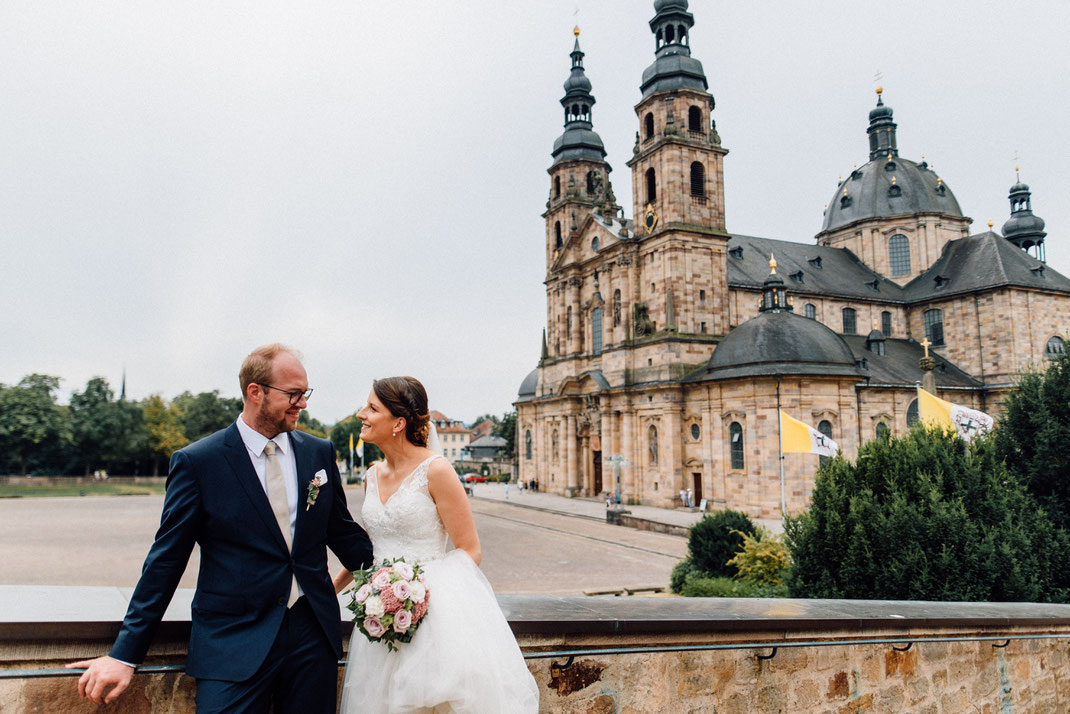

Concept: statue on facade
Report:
left=634, top=301, right=654, bottom=337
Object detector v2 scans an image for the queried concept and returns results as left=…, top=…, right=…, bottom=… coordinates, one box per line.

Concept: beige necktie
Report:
left=264, top=440, right=300, bottom=608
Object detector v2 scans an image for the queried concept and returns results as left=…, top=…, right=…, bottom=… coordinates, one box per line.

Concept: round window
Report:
left=690, top=424, right=700, bottom=440
left=592, top=236, right=600, bottom=252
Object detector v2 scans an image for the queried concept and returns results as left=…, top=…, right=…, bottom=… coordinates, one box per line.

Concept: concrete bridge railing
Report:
left=2, top=586, right=1069, bottom=712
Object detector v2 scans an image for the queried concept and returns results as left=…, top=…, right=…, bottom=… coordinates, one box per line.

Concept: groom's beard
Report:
left=257, top=401, right=298, bottom=437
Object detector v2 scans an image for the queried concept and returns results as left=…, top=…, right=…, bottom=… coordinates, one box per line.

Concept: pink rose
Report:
left=371, top=569, right=392, bottom=590
left=364, top=616, right=385, bottom=638
left=392, top=580, right=412, bottom=601
left=393, top=609, right=412, bottom=633
left=393, top=562, right=414, bottom=581
left=354, top=583, right=372, bottom=603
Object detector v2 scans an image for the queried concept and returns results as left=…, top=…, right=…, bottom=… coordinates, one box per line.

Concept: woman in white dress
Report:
left=332, top=376, right=539, bottom=713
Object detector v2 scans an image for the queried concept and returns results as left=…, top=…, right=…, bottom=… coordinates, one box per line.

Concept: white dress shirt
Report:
left=235, top=415, right=300, bottom=543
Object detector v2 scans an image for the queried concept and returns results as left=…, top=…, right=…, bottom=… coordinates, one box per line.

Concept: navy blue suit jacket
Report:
left=110, top=423, right=373, bottom=681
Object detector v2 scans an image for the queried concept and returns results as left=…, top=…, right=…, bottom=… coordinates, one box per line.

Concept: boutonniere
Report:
left=306, top=469, right=328, bottom=511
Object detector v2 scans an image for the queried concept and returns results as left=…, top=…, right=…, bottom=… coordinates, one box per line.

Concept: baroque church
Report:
left=514, top=0, right=1070, bottom=518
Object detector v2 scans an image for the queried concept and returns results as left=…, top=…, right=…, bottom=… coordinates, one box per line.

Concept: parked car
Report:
left=462, top=473, right=487, bottom=483
left=458, top=474, right=473, bottom=496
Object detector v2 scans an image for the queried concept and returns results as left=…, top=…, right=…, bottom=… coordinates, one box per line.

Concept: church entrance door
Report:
left=692, top=472, right=703, bottom=505
left=593, top=451, right=602, bottom=494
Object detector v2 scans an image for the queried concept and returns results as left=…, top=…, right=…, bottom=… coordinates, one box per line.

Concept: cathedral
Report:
left=514, top=0, right=1069, bottom=518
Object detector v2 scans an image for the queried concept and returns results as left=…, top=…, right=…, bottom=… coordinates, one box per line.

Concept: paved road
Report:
left=0, top=487, right=685, bottom=594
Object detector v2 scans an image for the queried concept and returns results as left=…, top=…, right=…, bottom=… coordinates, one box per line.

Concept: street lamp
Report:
left=603, top=454, right=628, bottom=504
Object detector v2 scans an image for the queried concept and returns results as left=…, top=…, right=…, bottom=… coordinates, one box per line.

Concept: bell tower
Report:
left=544, top=28, right=612, bottom=271
left=626, top=0, right=727, bottom=235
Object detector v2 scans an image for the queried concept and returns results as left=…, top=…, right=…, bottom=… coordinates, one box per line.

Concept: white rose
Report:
left=393, top=561, right=415, bottom=581
left=364, top=594, right=385, bottom=617
left=409, top=581, right=426, bottom=603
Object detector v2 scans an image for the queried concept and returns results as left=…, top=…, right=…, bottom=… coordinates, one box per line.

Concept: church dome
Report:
left=654, top=0, right=689, bottom=11
left=516, top=368, right=539, bottom=401
left=704, top=311, right=863, bottom=380
left=820, top=93, right=964, bottom=234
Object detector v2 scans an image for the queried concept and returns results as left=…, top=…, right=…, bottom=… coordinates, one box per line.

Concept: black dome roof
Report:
left=700, top=311, right=863, bottom=381
left=516, top=368, right=538, bottom=401
left=820, top=156, right=963, bottom=233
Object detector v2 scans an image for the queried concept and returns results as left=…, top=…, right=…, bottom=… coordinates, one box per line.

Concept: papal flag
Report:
left=355, top=437, right=364, bottom=459
left=917, top=387, right=993, bottom=441
left=349, top=433, right=353, bottom=453
left=780, top=410, right=838, bottom=457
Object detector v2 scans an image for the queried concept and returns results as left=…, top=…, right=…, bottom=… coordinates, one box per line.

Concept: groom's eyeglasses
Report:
left=257, top=384, right=313, bottom=406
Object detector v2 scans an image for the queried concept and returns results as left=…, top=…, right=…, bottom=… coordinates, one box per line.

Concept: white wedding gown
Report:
left=340, top=456, right=540, bottom=713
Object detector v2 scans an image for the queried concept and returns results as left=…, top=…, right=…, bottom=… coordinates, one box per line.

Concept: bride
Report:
left=333, top=376, right=539, bottom=713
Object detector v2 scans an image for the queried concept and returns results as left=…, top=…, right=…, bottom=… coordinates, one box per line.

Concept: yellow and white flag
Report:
left=917, top=387, right=993, bottom=441
left=780, top=411, right=838, bottom=457
left=355, top=437, right=364, bottom=459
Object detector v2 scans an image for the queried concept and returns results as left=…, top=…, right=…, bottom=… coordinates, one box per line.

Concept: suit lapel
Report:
left=223, top=423, right=290, bottom=554
left=291, top=430, right=315, bottom=548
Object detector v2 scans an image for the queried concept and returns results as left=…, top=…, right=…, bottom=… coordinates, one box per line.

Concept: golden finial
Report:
left=892, top=176, right=897, bottom=185
left=876, top=85, right=883, bottom=96
left=769, top=254, right=777, bottom=274
left=988, top=220, right=994, bottom=228
left=574, top=25, right=580, bottom=37
left=1014, top=150, right=1020, bottom=179
left=937, top=177, right=943, bottom=186
left=843, top=187, right=848, bottom=196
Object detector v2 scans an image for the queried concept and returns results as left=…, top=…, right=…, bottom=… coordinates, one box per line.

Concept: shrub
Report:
left=669, top=557, right=698, bottom=594
left=687, top=509, right=758, bottom=578
left=681, top=575, right=751, bottom=598
left=726, top=529, right=792, bottom=587
left=786, top=424, right=1070, bottom=602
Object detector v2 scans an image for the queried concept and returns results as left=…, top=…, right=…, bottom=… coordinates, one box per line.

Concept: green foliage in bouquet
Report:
left=785, top=424, right=1070, bottom=602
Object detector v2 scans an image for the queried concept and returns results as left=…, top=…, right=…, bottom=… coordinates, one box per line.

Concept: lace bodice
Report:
left=362, top=456, right=449, bottom=563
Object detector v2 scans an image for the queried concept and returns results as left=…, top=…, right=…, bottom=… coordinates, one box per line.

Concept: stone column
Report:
left=620, top=408, right=635, bottom=503
left=566, top=414, right=578, bottom=497
left=568, top=277, right=581, bottom=355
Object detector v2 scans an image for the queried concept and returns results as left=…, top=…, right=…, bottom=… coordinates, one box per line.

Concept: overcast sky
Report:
left=2, top=1, right=1067, bottom=426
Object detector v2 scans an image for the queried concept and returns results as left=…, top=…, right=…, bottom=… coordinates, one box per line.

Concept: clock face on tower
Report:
left=644, top=204, right=658, bottom=232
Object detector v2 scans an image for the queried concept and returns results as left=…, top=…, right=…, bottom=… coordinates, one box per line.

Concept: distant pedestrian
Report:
left=686, top=488, right=693, bottom=508
left=504, top=482, right=510, bottom=499
left=679, top=489, right=687, bottom=508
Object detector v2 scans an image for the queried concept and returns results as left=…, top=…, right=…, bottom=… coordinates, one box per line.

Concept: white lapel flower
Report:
left=306, top=469, right=328, bottom=511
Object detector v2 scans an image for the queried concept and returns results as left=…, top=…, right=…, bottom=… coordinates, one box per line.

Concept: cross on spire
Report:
left=920, top=337, right=931, bottom=358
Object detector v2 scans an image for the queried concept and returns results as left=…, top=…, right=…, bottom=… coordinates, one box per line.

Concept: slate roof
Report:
left=842, top=335, right=982, bottom=388
left=468, top=435, right=508, bottom=449
left=902, top=231, right=1070, bottom=301
left=727, top=234, right=905, bottom=301
left=516, top=368, right=538, bottom=402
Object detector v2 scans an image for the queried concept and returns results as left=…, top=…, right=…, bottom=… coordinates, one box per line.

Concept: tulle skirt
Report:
left=339, top=549, right=540, bottom=713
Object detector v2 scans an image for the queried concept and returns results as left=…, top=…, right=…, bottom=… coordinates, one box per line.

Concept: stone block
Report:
left=940, top=686, right=970, bottom=714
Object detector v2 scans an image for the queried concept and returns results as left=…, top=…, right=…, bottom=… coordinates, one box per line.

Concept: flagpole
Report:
left=776, top=374, right=786, bottom=518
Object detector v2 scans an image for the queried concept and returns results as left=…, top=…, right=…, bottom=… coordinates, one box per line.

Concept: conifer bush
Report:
left=785, top=425, right=1070, bottom=602
left=687, top=509, right=758, bottom=578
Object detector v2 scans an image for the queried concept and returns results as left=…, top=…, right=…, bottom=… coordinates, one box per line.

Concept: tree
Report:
left=69, top=377, right=151, bottom=475
left=995, top=347, right=1070, bottom=531
left=297, top=411, right=328, bottom=439
left=142, top=395, right=189, bottom=476
left=786, top=425, right=1070, bottom=602
left=328, top=416, right=382, bottom=469
left=0, top=375, right=66, bottom=475
left=493, top=411, right=517, bottom=459
left=173, top=390, right=243, bottom=443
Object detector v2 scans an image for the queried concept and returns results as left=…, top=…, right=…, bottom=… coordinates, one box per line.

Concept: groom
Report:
left=69, top=343, right=374, bottom=712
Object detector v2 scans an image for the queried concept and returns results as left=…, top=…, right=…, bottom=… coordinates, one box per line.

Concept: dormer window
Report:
left=808, top=256, right=823, bottom=269
left=729, top=246, right=744, bottom=260
left=934, top=275, right=950, bottom=289
left=867, top=279, right=880, bottom=292
left=840, top=193, right=853, bottom=208
left=789, top=271, right=804, bottom=284
left=1032, top=266, right=1046, bottom=278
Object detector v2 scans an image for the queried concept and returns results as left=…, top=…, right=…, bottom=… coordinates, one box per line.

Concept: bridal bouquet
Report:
left=346, top=558, right=429, bottom=651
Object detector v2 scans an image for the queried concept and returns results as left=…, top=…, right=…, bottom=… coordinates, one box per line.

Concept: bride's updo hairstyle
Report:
left=373, top=376, right=431, bottom=447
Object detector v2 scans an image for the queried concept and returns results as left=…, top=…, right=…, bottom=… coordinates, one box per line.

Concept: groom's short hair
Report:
left=239, top=343, right=303, bottom=401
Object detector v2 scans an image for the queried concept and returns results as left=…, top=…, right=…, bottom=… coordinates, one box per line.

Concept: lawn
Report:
left=0, top=481, right=167, bottom=498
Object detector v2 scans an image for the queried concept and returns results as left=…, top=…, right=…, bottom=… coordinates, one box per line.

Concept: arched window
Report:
left=924, top=308, right=944, bottom=346
left=553, top=176, right=561, bottom=198
left=804, top=303, right=816, bottom=319
left=907, top=399, right=919, bottom=427
left=881, top=311, right=892, bottom=337
left=646, top=168, right=656, bottom=203
left=648, top=425, right=659, bottom=465
left=889, top=234, right=911, bottom=275
left=1046, top=336, right=1066, bottom=357
left=554, top=221, right=562, bottom=250
left=644, top=113, right=654, bottom=140
left=729, top=422, right=744, bottom=470
left=665, top=25, right=675, bottom=43
left=586, top=170, right=597, bottom=196
left=592, top=307, right=603, bottom=355
left=566, top=306, right=572, bottom=334
left=524, top=430, right=532, bottom=460
left=612, top=289, right=622, bottom=326
left=818, top=420, right=833, bottom=466
left=842, top=307, right=857, bottom=335
left=875, top=422, right=890, bottom=439
left=688, top=106, right=702, bottom=132
left=591, top=236, right=599, bottom=253
left=690, top=162, right=705, bottom=197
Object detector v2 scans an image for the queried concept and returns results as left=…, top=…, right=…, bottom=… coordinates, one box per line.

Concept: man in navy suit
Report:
left=69, top=344, right=373, bottom=712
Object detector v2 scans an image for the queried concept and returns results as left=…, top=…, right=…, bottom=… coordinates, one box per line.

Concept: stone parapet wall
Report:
left=3, top=588, right=1069, bottom=713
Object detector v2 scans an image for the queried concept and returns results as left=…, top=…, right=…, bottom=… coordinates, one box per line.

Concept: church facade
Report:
left=515, top=0, right=1069, bottom=518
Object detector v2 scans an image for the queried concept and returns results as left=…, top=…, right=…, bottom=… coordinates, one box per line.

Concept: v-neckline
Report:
left=376, top=456, right=435, bottom=507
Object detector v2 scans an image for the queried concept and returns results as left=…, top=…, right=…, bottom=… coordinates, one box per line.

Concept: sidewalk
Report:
left=470, top=482, right=783, bottom=534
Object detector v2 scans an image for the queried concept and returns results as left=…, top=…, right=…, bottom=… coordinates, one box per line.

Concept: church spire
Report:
left=1001, top=173, right=1047, bottom=262
left=551, top=27, right=606, bottom=166
left=867, top=87, right=898, bottom=160
left=640, top=0, right=707, bottom=98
